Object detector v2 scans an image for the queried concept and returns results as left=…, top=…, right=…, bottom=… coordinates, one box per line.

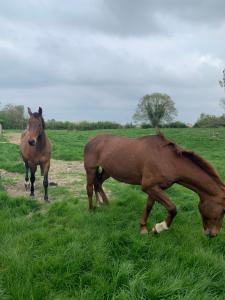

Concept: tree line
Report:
left=46, top=120, right=133, bottom=130
left=0, top=104, right=27, bottom=129
left=0, top=105, right=134, bottom=130
left=194, top=69, right=225, bottom=127
left=0, top=70, right=224, bottom=130
left=0, top=102, right=187, bottom=130
left=0, top=100, right=222, bottom=130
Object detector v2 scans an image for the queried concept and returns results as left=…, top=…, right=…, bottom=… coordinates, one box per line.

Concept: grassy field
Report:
left=1, top=128, right=225, bottom=299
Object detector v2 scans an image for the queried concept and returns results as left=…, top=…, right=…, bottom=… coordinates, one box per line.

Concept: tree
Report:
left=219, top=69, right=225, bottom=111
left=220, top=98, right=225, bottom=111
left=133, top=93, right=177, bottom=128
left=0, top=104, right=27, bottom=129
left=219, top=69, right=225, bottom=89
left=194, top=113, right=225, bottom=128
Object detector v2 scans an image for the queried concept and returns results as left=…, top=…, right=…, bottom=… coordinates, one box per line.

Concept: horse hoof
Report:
left=152, top=226, right=158, bottom=234
left=25, top=183, right=30, bottom=191
left=152, top=221, right=168, bottom=234
left=140, top=227, right=149, bottom=235
left=44, top=196, right=49, bottom=202
left=30, top=193, right=34, bottom=197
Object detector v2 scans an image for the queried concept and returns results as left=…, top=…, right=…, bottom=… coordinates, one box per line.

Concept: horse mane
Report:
left=157, top=131, right=225, bottom=188
left=32, top=112, right=45, bottom=129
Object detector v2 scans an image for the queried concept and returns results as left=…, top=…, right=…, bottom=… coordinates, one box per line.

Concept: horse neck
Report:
left=177, top=157, right=223, bottom=198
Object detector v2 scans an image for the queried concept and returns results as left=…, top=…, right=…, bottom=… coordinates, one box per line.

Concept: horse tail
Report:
left=95, top=166, right=104, bottom=182
left=40, top=165, right=44, bottom=176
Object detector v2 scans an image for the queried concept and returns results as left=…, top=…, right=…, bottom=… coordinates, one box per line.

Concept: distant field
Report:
left=0, top=128, right=225, bottom=299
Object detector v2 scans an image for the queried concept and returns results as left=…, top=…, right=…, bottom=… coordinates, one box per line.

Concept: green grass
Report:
left=1, top=128, right=225, bottom=299
left=0, top=143, right=24, bottom=173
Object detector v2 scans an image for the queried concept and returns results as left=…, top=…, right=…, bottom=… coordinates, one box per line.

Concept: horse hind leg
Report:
left=99, top=186, right=109, bottom=204
left=86, top=167, right=96, bottom=210
left=94, top=185, right=102, bottom=207
left=94, top=183, right=109, bottom=205
left=24, top=162, right=30, bottom=191
left=30, top=172, right=35, bottom=197
left=40, top=164, right=44, bottom=176
left=42, top=161, right=50, bottom=202
left=94, top=168, right=110, bottom=205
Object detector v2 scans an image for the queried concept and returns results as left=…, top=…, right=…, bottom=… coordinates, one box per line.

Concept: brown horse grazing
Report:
left=84, top=132, right=225, bottom=237
left=20, top=107, right=52, bottom=201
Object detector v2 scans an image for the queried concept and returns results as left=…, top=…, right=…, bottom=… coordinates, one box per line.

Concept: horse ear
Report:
left=28, top=107, right=32, bottom=116
left=38, top=107, right=42, bottom=116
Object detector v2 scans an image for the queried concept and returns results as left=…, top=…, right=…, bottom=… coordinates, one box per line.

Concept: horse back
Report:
left=84, top=134, right=175, bottom=185
left=85, top=134, right=161, bottom=160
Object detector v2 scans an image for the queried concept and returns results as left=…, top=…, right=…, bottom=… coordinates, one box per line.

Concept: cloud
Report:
left=0, top=0, right=224, bottom=123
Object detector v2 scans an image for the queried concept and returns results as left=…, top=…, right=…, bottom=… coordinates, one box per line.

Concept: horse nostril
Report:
left=28, top=140, right=35, bottom=146
left=205, top=229, right=217, bottom=238
left=207, top=232, right=212, bottom=238
left=208, top=233, right=216, bottom=238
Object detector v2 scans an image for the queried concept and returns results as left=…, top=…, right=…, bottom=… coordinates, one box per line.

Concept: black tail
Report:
left=96, top=166, right=104, bottom=182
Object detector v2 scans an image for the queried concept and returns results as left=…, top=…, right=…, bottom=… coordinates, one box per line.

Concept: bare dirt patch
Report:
left=2, top=131, right=111, bottom=205
left=5, top=132, right=21, bottom=145
left=0, top=159, right=86, bottom=202
left=3, top=131, right=86, bottom=199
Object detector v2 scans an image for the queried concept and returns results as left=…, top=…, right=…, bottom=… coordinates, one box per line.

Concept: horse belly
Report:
left=102, top=163, right=142, bottom=185
left=98, top=147, right=144, bottom=185
left=111, top=174, right=141, bottom=185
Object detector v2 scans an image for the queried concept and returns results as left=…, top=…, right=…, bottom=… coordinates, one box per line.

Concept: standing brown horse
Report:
left=84, top=132, right=225, bottom=237
left=20, top=107, right=52, bottom=201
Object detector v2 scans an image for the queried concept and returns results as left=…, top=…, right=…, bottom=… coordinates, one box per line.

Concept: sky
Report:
left=0, top=0, right=225, bottom=124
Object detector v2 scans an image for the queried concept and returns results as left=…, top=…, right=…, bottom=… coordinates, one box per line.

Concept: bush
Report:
left=141, top=123, right=152, bottom=129
left=123, top=123, right=135, bottom=129
left=194, top=114, right=225, bottom=128
left=74, top=121, right=123, bottom=131
left=45, top=120, right=123, bottom=131
left=140, top=121, right=187, bottom=128
left=163, top=121, right=187, bottom=128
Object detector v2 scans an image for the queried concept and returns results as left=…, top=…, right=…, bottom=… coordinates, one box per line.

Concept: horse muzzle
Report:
left=28, top=139, right=36, bottom=146
left=204, top=228, right=218, bottom=238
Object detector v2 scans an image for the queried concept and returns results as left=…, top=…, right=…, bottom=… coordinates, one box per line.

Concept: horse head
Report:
left=198, top=192, right=225, bottom=237
left=27, top=107, right=44, bottom=146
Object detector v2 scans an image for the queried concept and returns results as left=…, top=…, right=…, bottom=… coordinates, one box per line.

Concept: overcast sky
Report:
left=0, top=0, right=225, bottom=124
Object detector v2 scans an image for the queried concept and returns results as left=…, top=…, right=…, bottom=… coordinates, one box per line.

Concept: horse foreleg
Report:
left=140, top=196, right=155, bottom=234
left=42, top=161, right=50, bottom=201
left=43, top=174, right=49, bottom=201
left=30, top=165, right=37, bottom=197
left=148, top=186, right=177, bottom=234
left=24, top=162, right=30, bottom=191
